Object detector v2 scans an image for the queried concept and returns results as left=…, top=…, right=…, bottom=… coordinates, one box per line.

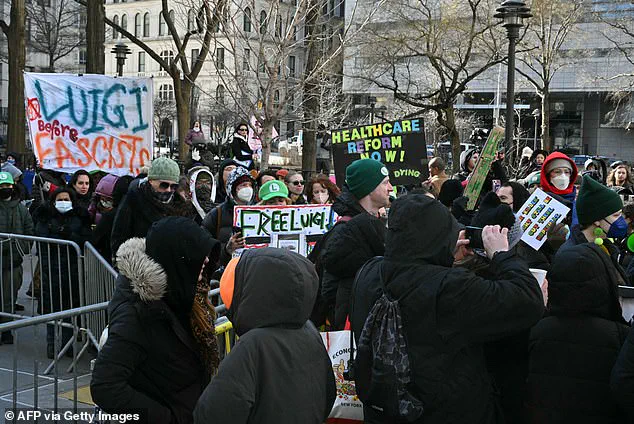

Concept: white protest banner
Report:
left=517, top=188, right=570, bottom=250
left=233, top=204, right=336, bottom=256
left=24, top=73, right=154, bottom=176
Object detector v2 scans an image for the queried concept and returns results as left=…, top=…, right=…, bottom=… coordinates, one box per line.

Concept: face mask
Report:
left=152, top=190, right=174, bottom=203
left=237, top=187, right=253, bottom=203
left=551, top=174, right=570, bottom=191
left=194, top=126, right=200, bottom=132
left=6, top=159, right=15, bottom=165
left=606, top=216, right=628, bottom=239
left=0, top=188, right=12, bottom=200
left=55, top=200, right=73, bottom=214
left=100, top=199, right=113, bottom=210
left=315, top=192, right=329, bottom=204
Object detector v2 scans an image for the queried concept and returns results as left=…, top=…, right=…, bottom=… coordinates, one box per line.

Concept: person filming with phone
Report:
left=351, top=194, right=544, bottom=424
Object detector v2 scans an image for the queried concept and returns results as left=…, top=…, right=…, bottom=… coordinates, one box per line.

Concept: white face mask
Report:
left=194, top=126, right=200, bottom=132
left=551, top=174, right=570, bottom=191
left=237, top=187, right=253, bottom=203
left=315, top=192, right=329, bottom=204
left=55, top=200, right=73, bottom=214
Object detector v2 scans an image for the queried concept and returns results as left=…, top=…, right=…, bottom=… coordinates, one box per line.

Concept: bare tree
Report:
left=75, top=0, right=226, bottom=159
left=197, top=0, right=383, bottom=169
left=515, top=0, right=585, bottom=152
left=347, top=0, right=506, bottom=172
left=0, top=0, right=26, bottom=154
left=85, top=0, right=105, bottom=73
left=27, top=0, right=85, bottom=71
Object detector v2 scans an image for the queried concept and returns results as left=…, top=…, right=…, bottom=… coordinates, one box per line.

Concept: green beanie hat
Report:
left=148, top=157, right=180, bottom=183
left=576, top=174, right=623, bottom=225
left=345, top=159, right=390, bottom=199
left=0, top=172, right=14, bottom=185
left=259, top=179, right=288, bottom=201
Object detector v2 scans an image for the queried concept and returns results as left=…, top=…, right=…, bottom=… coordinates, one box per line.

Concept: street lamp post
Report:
left=111, top=43, right=131, bottom=77
left=532, top=108, right=540, bottom=150
left=495, top=0, right=532, bottom=149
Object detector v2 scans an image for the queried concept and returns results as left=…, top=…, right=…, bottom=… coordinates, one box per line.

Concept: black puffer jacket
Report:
left=351, top=194, right=544, bottom=424
left=34, top=204, right=92, bottom=313
left=91, top=219, right=219, bottom=424
left=320, top=187, right=385, bottom=329
left=526, top=243, right=629, bottom=424
left=194, top=248, right=336, bottom=424
left=611, top=325, right=634, bottom=420
left=111, top=181, right=196, bottom=258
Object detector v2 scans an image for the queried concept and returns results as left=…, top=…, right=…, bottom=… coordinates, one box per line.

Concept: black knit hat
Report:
left=472, top=192, right=515, bottom=230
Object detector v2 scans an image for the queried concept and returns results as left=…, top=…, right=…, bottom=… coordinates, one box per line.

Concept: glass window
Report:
left=288, top=56, right=296, bottom=77
left=216, top=47, right=225, bottom=70
left=260, top=11, right=267, bottom=34
left=79, top=50, right=87, bottom=65
left=159, top=84, right=174, bottom=101
left=143, top=13, right=150, bottom=37
left=216, top=85, right=225, bottom=105
left=138, top=52, right=145, bottom=72
left=274, top=90, right=280, bottom=109
left=191, top=48, right=199, bottom=69
left=243, top=7, right=251, bottom=32
left=160, top=50, right=174, bottom=70
left=134, top=13, right=141, bottom=37
left=159, top=11, right=166, bottom=36
left=113, top=15, right=119, bottom=39
left=121, top=14, right=127, bottom=34
left=275, top=15, right=282, bottom=37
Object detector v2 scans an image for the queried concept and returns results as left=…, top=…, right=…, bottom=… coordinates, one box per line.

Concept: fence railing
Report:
left=0, top=301, right=235, bottom=418
left=83, top=242, right=118, bottom=346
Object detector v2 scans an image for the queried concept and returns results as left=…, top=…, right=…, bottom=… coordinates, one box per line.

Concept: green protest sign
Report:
left=464, top=126, right=505, bottom=210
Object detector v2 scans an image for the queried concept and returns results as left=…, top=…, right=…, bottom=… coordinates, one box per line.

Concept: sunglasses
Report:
left=291, top=180, right=304, bottom=186
left=238, top=128, right=248, bottom=132
left=159, top=182, right=180, bottom=191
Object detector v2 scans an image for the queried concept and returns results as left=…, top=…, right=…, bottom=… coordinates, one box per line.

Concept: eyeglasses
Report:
left=291, top=180, right=304, bottom=186
left=159, top=182, right=180, bottom=191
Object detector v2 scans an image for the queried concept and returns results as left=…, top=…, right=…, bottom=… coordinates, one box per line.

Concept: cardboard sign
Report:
left=233, top=204, right=337, bottom=256
left=517, top=188, right=570, bottom=250
left=331, top=118, right=427, bottom=186
left=464, top=126, right=505, bottom=210
left=24, top=73, right=154, bottom=176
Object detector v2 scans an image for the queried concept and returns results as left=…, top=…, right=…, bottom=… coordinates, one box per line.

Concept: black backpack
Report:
left=348, top=259, right=424, bottom=422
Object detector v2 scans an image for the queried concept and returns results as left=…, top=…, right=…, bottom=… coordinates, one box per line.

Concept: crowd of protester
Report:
left=5, top=128, right=634, bottom=424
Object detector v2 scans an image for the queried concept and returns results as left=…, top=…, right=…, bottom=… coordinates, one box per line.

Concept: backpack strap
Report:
left=348, top=256, right=383, bottom=377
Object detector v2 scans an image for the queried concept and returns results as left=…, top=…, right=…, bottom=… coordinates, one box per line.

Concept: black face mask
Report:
left=152, top=189, right=174, bottom=203
left=0, top=188, right=13, bottom=200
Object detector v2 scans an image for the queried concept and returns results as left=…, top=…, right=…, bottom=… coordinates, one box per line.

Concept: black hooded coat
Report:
left=193, top=248, right=336, bottom=424
left=350, top=194, right=544, bottom=424
left=525, top=243, right=629, bottom=424
left=91, top=218, right=220, bottom=424
left=319, top=187, right=386, bottom=329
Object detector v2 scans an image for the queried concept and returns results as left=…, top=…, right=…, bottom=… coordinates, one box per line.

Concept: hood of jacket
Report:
left=225, top=166, right=255, bottom=204
left=540, top=152, right=578, bottom=195
left=385, top=194, right=460, bottom=267
left=229, top=248, right=318, bottom=336
left=529, top=149, right=548, bottom=163
left=331, top=186, right=367, bottom=218
left=116, top=217, right=220, bottom=321
left=460, top=148, right=478, bottom=174
left=548, top=243, right=625, bottom=323
left=188, top=167, right=216, bottom=219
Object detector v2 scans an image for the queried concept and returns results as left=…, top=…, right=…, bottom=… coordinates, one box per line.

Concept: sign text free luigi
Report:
left=330, top=118, right=427, bottom=186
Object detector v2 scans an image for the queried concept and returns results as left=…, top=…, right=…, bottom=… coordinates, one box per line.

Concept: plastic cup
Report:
left=529, top=268, right=547, bottom=288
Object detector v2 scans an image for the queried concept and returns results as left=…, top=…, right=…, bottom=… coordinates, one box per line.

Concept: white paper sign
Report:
left=517, top=188, right=570, bottom=250
left=24, top=73, right=154, bottom=176
left=233, top=204, right=336, bottom=256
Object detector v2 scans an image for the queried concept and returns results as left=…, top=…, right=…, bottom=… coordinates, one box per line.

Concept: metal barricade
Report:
left=83, top=242, right=118, bottom=346
left=0, top=302, right=109, bottom=414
